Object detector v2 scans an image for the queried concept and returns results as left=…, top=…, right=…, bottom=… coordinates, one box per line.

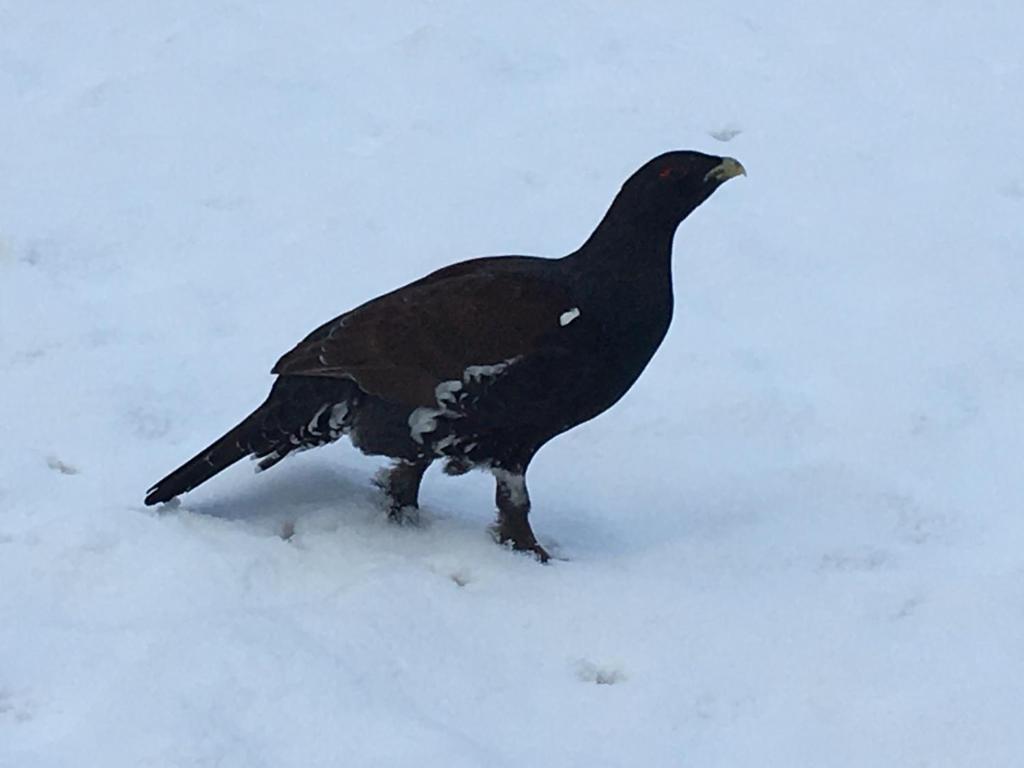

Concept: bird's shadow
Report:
left=156, top=460, right=633, bottom=561
left=179, top=461, right=382, bottom=534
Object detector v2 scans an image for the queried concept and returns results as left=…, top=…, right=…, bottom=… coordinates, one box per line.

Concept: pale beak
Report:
left=704, top=157, right=747, bottom=183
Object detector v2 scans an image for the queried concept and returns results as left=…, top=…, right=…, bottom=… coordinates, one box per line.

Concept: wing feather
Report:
left=273, top=267, right=572, bottom=408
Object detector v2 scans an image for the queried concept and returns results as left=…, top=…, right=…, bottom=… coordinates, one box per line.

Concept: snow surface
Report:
left=2, top=1, right=1024, bottom=766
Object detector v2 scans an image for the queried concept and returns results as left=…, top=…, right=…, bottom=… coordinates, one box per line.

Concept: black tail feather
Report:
left=144, top=407, right=267, bottom=506
left=144, top=376, right=359, bottom=506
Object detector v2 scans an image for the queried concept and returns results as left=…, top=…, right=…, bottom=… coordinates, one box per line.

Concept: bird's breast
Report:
left=536, top=288, right=672, bottom=423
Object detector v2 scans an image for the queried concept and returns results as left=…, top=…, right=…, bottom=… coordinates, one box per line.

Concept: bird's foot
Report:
left=388, top=504, right=421, bottom=527
left=489, top=523, right=550, bottom=563
left=523, top=541, right=551, bottom=564
left=374, top=460, right=430, bottom=526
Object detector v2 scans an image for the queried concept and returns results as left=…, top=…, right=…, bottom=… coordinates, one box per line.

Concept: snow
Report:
left=2, top=1, right=1023, bottom=766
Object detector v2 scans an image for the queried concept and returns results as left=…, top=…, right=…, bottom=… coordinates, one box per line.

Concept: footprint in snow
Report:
left=998, top=179, right=1024, bottom=199
left=449, top=570, right=471, bottom=587
left=891, top=596, right=924, bottom=620
left=575, top=660, right=625, bottom=685
left=818, top=548, right=890, bottom=573
left=46, top=456, right=79, bottom=475
left=0, top=690, right=33, bottom=723
left=708, top=126, right=743, bottom=142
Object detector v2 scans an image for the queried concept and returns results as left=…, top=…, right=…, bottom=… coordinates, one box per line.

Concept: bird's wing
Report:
left=272, top=269, right=574, bottom=408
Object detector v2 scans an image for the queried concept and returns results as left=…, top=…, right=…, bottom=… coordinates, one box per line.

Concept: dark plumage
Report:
left=145, top=150, right=745, bottom=560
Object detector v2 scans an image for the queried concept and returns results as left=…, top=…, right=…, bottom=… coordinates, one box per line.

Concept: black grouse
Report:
left=145, top=150, right=745, bottom=561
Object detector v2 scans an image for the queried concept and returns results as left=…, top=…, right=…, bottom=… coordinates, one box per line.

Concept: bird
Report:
left=145, top=150, right=745, bottom=561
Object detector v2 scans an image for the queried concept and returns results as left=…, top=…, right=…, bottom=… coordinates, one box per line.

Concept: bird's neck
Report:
left=568, top=198, right=680, bottom=283
left=562, top=199, right=679, bottom=378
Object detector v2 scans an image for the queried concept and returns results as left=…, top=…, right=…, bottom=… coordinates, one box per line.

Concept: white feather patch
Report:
left=307, top=404, right=330, bottom=433
left=408, top=407, right=440, bottom=444
left=407, top=357, right=521, bottom=444
left=559, top=307, right=581, bottom=326
left=492, top=467, right=528, bottom=506
left=328, top=402, right=349, bottom=430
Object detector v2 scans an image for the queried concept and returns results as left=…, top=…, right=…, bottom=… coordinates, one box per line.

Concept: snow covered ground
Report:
left=2, top=1, right=1023, bottom=765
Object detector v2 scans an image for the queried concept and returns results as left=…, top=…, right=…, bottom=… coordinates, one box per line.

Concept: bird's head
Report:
left=619, top=150, right=746, bottom=225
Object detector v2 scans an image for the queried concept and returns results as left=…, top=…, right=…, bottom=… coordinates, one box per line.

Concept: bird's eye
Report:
left=658, top=167, right=676, bottom=179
